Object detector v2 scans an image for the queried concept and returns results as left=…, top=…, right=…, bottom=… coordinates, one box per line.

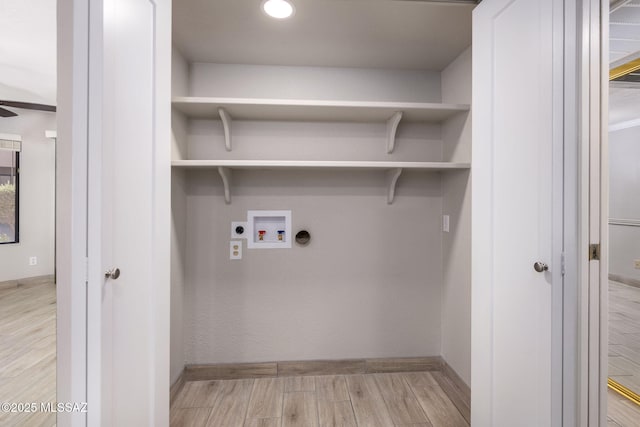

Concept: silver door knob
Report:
left=533, top=262, right=548, bottom=273
left=105, top=268, right=121, bottom=280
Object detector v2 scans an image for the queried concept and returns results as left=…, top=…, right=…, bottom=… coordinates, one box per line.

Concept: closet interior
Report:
left=169, top=0, right=474, bottom=397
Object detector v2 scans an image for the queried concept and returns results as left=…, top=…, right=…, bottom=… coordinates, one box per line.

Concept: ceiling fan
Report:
left=0, top=100, right=56, bottom=118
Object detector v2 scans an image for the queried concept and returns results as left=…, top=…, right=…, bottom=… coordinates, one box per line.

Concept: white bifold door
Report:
left=86, top=0, right=170, bottom=426
left=472, top=0, right=564, bottom=426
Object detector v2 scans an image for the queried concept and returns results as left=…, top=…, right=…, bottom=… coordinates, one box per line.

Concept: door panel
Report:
left=87, top=0, right=170, bottom=425
left=106, top=0, right=154, bottom=425
left=472, top=0, right=561, bottom=425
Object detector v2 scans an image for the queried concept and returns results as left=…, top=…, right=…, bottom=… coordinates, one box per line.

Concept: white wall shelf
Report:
left=172, top=160, right=470, bottom=205
left=172, top=96, right=470, bottom=153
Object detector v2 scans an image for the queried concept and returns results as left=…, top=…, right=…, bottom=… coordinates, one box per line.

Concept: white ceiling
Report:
left=0, top=0, right=56, bottom=104
left=173, top=0, right=474, bottom=70
left=610, top=0, right=640, bottom=65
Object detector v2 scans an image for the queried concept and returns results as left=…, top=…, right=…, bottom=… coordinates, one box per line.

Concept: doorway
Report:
left=0, top=1, right=58, bottom=425
left=606, top=1, right=640, bottom=424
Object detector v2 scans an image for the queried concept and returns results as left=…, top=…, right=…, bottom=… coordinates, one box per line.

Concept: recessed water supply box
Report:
left=247, top=210, right=292, bottom=249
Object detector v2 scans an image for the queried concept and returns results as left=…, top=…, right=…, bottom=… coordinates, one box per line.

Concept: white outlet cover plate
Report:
left=230, top=241, right=242, bottom=260
left=442, top=215, right=450, bottom=233
left=231, top=221, right=248, bottom=239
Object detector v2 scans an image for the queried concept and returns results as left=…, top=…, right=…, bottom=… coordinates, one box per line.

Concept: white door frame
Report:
left=563, top=0, right=608, bottom=425
left=586, top=0, right=609, bottom=425
left=56, top=0, right=89, bottom=425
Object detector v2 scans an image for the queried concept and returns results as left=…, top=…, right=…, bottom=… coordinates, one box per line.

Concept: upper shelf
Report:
left=172, top=97, right=470, bottom=154
left=172, top=96, right=470, bottom=122
left=171, top=159, right=470, bottom=171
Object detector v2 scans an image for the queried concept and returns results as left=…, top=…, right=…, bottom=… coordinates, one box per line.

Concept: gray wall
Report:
left=184, top=169, right=443, bottom=363
left=0, top=111, right=56, bottom=281
left=609, top=125, right=640, bottom=282
left=170, top=46, right=189, bottom=384
left=172, top=59, right=472, bottom=379
left=440, top=47, right=472, bottom=385
left=190, top=63, right=441, bottom=103
left=182, top=115, right=446, bottom=363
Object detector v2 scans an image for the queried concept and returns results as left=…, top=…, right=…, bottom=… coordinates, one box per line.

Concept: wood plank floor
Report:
left=0, top=280, right=56, bottom=427
left=609, top=281, right=640, bottom=390
left=608, top=280, right=640, bottom=425
left=171, top=372, right=468, bottom=427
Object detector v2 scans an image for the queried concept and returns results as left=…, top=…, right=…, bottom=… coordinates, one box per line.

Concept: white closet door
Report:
left=472, top=0, right=563, bottom=426
left=86, top=0, right=171, bottom=425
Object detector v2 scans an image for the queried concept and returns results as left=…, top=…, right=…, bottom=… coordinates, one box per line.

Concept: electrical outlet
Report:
left=230, top=241, right=242, bottom=260
left=442, top=215, right=450, bottom=233
left=29, top=256, right=37, bottom=266
left=635, top=259, right=640, bottom=269
left=231, top=221, right=248, bottom=239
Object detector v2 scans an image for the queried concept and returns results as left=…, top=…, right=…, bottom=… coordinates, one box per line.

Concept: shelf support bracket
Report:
left=386, top=111, right=403, bottom=154
left=217, top=167, right=232, bottom=204
left=386, top=168, right=403, bottom=205
left=218, top=107, right=233, bottom=152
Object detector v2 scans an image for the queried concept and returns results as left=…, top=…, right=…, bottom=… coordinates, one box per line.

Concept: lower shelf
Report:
left=171, top=159, right=471, bottom=205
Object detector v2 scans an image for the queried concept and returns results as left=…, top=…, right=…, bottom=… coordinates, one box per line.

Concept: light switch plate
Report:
left=230, top=241, right=242, bottom=260
left=442, top=215, right=450, bottom=233
left=231, top=221, right=248, bottom=239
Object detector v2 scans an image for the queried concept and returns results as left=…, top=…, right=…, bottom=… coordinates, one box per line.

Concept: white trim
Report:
left=0, top=133, right=22, bottom=152
left=562, top=0, right=585, bottom=424
left=57, top=0, right=89, bottom=426
left=45, top=130, right=57, bottom=139
left=171, top=159, right=470, bottom=170
left=609, top=117, right=640, bottom=132
left=0, top=133, right=22, bottom=142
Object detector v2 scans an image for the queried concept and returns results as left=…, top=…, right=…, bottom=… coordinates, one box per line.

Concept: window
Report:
left=0, top=149, right=19, bottom=244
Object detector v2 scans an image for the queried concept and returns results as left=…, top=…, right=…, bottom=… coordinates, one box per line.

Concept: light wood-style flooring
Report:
left=608, top=388, right=640, bottom=427
left=609, top=281, right=640, bottom=391
left=8, top=278, right=640, bottom=426
left=0, top=279, right=56, bottom=427
left=171, top=372, right=468, bottom=427
left=608, top=280, right=640, bottom=425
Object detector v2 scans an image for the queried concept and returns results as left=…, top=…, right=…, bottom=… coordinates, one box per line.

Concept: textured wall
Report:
left=182, top=112, right=447, bottom=363
left=184, top=169, right=444, bottom=363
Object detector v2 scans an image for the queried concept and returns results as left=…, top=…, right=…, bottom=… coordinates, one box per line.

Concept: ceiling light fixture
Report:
left=262, top=0, right=295, bottom=19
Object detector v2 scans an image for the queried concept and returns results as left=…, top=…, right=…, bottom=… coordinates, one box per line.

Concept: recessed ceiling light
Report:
left=262, top=0, right=295, bottom=19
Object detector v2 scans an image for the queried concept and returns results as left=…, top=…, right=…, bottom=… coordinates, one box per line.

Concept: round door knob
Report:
left=533, top=262, right=548, bottom=273
left=105, top=268, right=121, bottom=280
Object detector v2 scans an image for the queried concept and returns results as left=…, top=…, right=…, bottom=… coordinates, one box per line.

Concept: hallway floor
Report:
left=609, top=281, right=640, bottom=391
left=608, top=280, right=640, bottom=426
left=0, top=279, right=56, bottom=427
left=171, top=372, right=468, bottom=427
